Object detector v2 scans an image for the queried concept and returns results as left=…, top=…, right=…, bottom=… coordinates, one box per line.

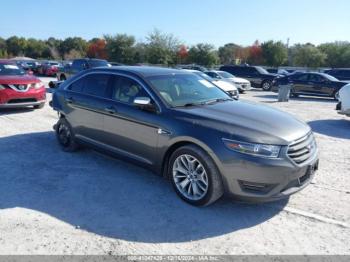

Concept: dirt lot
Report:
left=0, top=77, right=349, bottom=255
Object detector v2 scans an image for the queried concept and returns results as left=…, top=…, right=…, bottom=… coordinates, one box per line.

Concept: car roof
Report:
left=93, top=66, right=191, bottom=77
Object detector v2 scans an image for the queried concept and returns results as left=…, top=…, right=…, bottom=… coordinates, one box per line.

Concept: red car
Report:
left=39, top=61, right=60, bottom=76
left=0, top=60, right=46, bottom=109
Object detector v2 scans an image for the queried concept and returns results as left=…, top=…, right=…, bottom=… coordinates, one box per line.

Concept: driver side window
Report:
left=112, top=76, right=148, bottom=105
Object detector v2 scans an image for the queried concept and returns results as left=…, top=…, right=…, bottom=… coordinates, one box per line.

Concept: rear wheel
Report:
left=55, top=118, right=79, bottom=152
left=169, top=145, right=224, bottom=206
left=261, top=81, right=272, bottom=91
left=60, top=74, right=66, bottom=81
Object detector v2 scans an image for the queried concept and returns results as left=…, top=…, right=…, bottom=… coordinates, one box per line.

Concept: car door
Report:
left=291, top=73, right=310, bottom=93
left=244, top=67, right=261, bottom=86
left=64, top=73, right=113, bottom=142
left=102, top=75, right=161, bottom=166
left=307, top=74, right=326, bottom=95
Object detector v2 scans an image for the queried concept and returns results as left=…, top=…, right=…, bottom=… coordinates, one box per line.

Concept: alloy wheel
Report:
left=172, top=154, right=209, bottom=201
left=58, top=124, right=71, bottom=147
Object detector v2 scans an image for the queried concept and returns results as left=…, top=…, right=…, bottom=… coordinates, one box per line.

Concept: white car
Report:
left=337, top=83, right=350, bottom=117
left=205, top=70, right=251, bottom=93
left=183, top=70, right=239, bottom=100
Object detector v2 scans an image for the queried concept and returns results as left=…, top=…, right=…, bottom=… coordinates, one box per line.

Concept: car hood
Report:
left=0, top=75, right=40, bottom=84
left=175, top=101, right=310, bottom=145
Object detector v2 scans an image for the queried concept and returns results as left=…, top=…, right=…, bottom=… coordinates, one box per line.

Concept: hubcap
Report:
left=58, top=124, right=71, bottom=147
left=172, top=154, right=209, bottom=201
left=263, top=82, right=271, bottom=90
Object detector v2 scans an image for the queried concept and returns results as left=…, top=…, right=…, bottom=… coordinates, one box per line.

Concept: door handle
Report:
left=105, top=106, right=117, bottom=114
left=66, top=97, right=74, bottom=103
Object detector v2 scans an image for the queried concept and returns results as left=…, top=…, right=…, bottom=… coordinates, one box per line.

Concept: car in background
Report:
left=272, top=72, right=348, bottom=99
left=324, top=69, right=350, bottom=81
left=178, top=64, right=208, bottom=72
left=14, top=60, right=41, bottom=74
left=0, top=60, right=46, bottom=109
left=39, top=61, right=61, bottom=76
left=51, top=66, right=318, bottom=206
left=266, top=68, right=289, bottom=76
left=336, top=84, right=350, bottom=117
left=205, top=70, right=251, bottom=93
left=220, top=65, right=278, bottom=91
left=184, top=69, right=239, bottom=100
left=56, top=58, right=110, bottom=81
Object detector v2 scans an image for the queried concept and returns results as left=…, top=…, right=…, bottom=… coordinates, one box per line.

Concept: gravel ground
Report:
left=0, top=77, right=349, bottom=255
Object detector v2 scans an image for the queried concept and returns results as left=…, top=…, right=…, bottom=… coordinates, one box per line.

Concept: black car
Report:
left=220, top=65, right=278, bottom=91
left=324, top=69, right=350, bottom=81
left=272, top=72, right=348, bottom=99
left=266, top=68, right=289, bottom=75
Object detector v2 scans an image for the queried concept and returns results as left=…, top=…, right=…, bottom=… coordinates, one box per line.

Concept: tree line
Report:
left=1, top=29, right=350, bottom=68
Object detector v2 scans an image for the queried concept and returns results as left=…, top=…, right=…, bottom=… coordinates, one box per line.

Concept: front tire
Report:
left=261, top=80, right=272, bottom=91
left=169, top=145, right=224, bottom=206
left=55, top=118, right=79, bottom=152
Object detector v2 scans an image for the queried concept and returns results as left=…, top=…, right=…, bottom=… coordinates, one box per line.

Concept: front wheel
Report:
left=261, top=81, right=272, bottom=91
left=169, top=145, right=224, bottom=206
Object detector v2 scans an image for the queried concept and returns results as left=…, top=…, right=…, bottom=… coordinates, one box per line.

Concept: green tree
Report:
left=292, top=44, right=326, bottom=68
left=145, top=29, right=180, bottom=65
left=218, top=43, right=241, bottom=64
left=260, top=40, right=287, bottom=67
left=188, top=43, right=218, bottom=66
left=318, top=42, right=350, bottom=68
left=6, top=36, right=27, bottom=56
left=104, top=34, right=136, bottom=64
left=59, top=37, right=87, bottom=58
left=25, top=38, right=48, bottom=58
left=0, top=37, right=7, bottom=58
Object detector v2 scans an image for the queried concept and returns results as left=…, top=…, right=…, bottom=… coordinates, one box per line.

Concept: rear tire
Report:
left=55, top=118, right=79, bottom=152
left=60, top=74, right=66, bottom=81
left=261, top=80, right=272, bottom=91
left=169, top=145, right=224, bottom=206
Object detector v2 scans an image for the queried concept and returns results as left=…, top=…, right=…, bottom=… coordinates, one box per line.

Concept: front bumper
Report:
left=216, top=148, right=319, bottom=202
left=0, top=87, right=46, bottom=108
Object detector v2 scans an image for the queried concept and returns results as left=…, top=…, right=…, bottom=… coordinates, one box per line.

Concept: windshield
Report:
left=89, top=60, right=109, bottom=68
left=148, top=73, right=231, bottom=107
left=255, top=66, right=269, bottom=74
left=0, top=64, right=26, bottom=76
left=322, top=73, right=339, bottom=81
left=194, top=71, right=214, bottom=82
left=218, top=71, right=235, bottom=78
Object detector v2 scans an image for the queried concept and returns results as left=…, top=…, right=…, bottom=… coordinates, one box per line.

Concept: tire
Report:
left=290, top=90, right=299, bottom=98
left=55, top=118, right=79, bottom=152
left=333, top=91, right=339, bottom=101
left=261, top=80, right=272, bottom=91
left=33, top=103, right=45, bottom=109
left=169, top=145, right=224, bottom=206
left=60, top=74, right=67, bottom=81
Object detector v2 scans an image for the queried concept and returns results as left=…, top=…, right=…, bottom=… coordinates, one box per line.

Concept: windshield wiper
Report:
left=203, top=98, right=233, bottom=105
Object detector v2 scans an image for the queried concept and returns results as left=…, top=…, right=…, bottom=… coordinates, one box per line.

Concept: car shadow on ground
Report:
left=308, top=119, right=350, bottom=139
left=0, top=131, right=288, bottom=243
left=250, top=92, right=337, bottom=103
left=0, top=107, right=35, bottom=115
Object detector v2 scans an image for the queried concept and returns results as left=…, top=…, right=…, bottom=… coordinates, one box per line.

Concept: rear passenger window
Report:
left=83, top=74, right=113, bottom=97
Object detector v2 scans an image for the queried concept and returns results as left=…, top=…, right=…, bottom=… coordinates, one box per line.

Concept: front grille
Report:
left=2, top=84, right=31, bottom=92
left=288, top=133, right=317, bottom=165
left=8, top=98, right=37, bottom=104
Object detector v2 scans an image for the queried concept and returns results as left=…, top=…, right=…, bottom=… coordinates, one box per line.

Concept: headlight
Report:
left=222, top=138, right=281, bottom=158
left=32, top=82, right=43, bottom=89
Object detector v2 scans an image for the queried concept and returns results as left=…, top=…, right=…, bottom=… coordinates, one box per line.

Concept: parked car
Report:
left=14, top=60, right=41, bottom=74
left=272, top=72, right=348, bottom=99
left=51, top=66, right=318, bottom=206
left=39, top=61, right=60, bottom=76
left=56, top=58, right=110, bottom=81
left=205, top=70, right=251, bottom=93
left=324, top=69, right=350, bottom=81
left=0, top=60, right=46, bottom=109
left=184, top=69, right=239, bottom=100
left=220, top=65, right=278, bottom=91
left=336, top=83, right=350, bottom=117
left=178, top=64, right=208, bottom=72
left=266, top=68, right=289, bottom=75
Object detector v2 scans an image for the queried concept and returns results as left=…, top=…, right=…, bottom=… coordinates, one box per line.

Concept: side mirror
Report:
left=133, top=97, right=156, bottom=112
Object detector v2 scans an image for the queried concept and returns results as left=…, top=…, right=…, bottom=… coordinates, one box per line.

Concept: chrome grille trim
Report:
left=287, top=133, right=317, bottom=165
